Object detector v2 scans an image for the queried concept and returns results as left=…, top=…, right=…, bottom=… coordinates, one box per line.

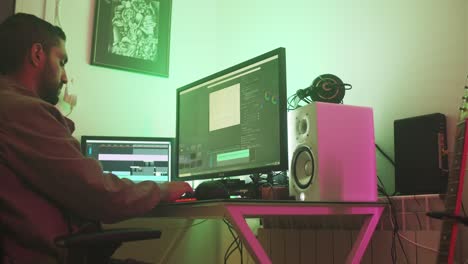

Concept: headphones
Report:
left=296, top=74, right=352, bottom=104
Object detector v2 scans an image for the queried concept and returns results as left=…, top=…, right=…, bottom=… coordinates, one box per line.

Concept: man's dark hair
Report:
left=0, top=13, right=66, bottom=74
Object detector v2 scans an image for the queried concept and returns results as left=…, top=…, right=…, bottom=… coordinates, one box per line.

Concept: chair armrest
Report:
left=55, top=228, right=162, bottom=248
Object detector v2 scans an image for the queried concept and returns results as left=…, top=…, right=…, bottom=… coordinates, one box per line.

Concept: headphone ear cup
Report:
left=309, top=74, right=346, bottom=103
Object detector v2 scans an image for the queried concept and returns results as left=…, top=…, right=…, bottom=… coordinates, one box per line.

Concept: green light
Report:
left=217, top=149, right=249, bottom=161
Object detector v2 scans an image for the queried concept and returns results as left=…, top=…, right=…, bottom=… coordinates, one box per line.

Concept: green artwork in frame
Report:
left=91, top=0, right=172, bottom=77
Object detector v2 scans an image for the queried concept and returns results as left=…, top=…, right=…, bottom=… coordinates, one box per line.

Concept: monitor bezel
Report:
left=80, top=135, right=175, bottom=182
left=174, top=47, right=288, bottom=181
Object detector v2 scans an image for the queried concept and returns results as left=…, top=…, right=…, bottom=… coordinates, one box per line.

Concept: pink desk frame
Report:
left=151, top=200, right=385, bottom=264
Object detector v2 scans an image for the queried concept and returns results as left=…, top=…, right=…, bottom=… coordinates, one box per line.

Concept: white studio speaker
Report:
left=288, top=102, right=377, bottom=202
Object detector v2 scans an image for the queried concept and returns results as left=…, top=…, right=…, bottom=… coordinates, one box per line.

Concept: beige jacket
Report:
left=0, top=77, right=161, bottom=263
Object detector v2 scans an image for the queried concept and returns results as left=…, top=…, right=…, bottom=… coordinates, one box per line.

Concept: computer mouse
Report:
left=195, top=180, right=230, bottom=200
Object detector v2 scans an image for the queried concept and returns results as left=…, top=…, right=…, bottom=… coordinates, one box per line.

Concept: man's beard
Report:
left=40, top=87, right=61, bottom=105
left=38, top=64, right=61, bottom=105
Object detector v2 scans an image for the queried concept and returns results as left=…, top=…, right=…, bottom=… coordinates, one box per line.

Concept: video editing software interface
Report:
left=176, top=48, right=288, bottom=181
left=81, top=136, right=173, bottom=183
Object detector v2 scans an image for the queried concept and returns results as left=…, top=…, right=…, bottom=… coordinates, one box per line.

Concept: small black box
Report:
left=394, top=113, right=448, bottom=195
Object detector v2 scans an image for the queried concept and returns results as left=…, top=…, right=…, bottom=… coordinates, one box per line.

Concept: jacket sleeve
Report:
left=0, top=98, right=161, bottom=223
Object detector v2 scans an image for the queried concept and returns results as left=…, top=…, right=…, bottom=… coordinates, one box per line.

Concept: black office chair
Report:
left=55, top=225, right=162, bottom=264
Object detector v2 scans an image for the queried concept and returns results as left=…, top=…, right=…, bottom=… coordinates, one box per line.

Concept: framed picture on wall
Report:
left=90, top=0, right=172, bottom=77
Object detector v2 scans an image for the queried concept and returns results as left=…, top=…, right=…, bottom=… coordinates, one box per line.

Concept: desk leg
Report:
left=345, top=207, right=384, bottom=264
left=225, top=205, right=383, bottom=264
left=225, top=208, right=272, bottom=264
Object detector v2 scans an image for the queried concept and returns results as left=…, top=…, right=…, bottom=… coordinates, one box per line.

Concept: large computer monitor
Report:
left=174, top=47, right=288, bottom=181
left=81, top=136, right=174, bottom=183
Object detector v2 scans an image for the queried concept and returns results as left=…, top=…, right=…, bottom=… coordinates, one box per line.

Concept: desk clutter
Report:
left=181, top=177, right=290, bottom=201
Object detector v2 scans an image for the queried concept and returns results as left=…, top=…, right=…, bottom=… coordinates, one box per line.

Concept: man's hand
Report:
left=158, top=181, right=193, bottom=202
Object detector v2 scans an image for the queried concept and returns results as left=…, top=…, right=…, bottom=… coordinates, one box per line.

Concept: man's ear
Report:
left=29, top=43, right=45, bottom=67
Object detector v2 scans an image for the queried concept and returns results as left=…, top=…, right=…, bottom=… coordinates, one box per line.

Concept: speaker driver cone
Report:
left=291, top=146, right=315, bottom=189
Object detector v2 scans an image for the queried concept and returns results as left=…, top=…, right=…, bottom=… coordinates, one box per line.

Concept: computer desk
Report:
left=148, top=199, right=385, bottom=264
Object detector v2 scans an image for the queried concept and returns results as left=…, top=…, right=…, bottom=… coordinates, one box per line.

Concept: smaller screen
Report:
left=81, top=136, right=174, bottom=183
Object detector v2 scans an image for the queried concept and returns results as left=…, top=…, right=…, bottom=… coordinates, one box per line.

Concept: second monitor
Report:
left=175, top=47, right=288, bottom=181
left=81, top=136, right=174, bottom=183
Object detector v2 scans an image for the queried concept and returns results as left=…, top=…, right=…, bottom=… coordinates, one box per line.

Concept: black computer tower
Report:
left=394, top=113, right=448, bottom=195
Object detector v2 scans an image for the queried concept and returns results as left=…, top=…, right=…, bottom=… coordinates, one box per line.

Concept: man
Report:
left=0, top=13, right=192, bottom=263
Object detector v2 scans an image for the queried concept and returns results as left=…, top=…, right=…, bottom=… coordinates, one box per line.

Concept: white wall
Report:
left=59, top=0, right=221, bottom=139
left=16, top=0, right=467, bottom=203
left=212, top=0, right=468, bottom=193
